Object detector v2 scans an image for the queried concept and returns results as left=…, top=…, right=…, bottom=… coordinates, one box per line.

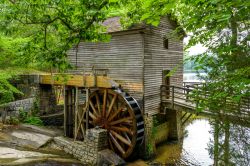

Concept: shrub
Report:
left=23, top=116, right=43, bottom=126
left=19, top=109, right=28, bottom=122
left=19, top=108, right=43, bottom=126
left=9, top=116, right=20, bottom=125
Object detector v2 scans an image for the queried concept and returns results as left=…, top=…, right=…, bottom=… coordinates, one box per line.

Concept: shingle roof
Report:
left=102, top=17, right=123, bottom=33
left=102, top=16, right=186, bottom=37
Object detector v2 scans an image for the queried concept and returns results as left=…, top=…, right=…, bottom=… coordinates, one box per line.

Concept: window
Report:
left=163, top=38, right=169, bottom=49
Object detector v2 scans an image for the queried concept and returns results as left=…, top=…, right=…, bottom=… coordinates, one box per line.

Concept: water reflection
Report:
left=183, top=120, right=213, bottom=165
left=209, top=119, right=250, bottom=166
left=154, top=119, right=250, bottom=166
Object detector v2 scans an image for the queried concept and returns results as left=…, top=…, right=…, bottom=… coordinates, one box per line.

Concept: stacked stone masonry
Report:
left=54, top=128, right=108, bottom=165
left=0, top=98, right=35, bottom=122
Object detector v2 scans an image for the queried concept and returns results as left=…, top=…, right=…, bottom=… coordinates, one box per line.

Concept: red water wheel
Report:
left=85, top=88, right=144, bottom=159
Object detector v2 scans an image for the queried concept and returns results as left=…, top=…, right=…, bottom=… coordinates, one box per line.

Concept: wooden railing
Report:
left=160, top=85, right=194, bottom=109
left=160, top=84, right=250, bottom=115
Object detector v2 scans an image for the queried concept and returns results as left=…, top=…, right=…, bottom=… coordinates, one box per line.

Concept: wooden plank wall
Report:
left=143, top=17, right=184, bottom=115
left=67, top=33, right=144, bottom=104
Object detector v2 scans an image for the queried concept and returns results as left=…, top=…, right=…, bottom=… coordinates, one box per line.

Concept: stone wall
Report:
left=144, top=115, right=156, bottom=158
left=154, top=122, right=170, bottom=145
left=143, top=114, right=171, bottom=159
left=39, top=84, right=57, bottom=115
left=54, top=128, right=108, bottom=165
left=0, top=98, right=35, bottom=122
left=11, top=75, right=40, bottom=100
left=166, top=109, right=182, bottom=140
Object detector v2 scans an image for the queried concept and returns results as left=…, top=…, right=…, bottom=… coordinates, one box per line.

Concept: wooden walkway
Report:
left=160, top=84, right=250, bottom=126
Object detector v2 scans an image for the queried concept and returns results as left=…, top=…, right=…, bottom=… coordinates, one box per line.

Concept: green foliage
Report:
left=146, top=143, right=154, bottom=156
left=30, top=98, right=40, bottom=116
left=0, top=0, right=135, bottom=104
left=0, top=72, right=23, bottom=104
left=0, top=0, right=133, bottom=73
left=23, top=116, right=44, bottom=126
left=9, top=116, right=20, bottom=125
left=19, top=109, right=28, bottom=122
left=0, top=1, right=131, bottom=105
left=132, top=0, right=250, bottom=115
left=19, top=108, right=43, bottom=126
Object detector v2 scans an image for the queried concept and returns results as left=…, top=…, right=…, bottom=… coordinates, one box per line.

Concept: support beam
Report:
left=63, top=86, right=67, bottom=136
left=40, top=74, right=119, bottom=88
left=74, top=87, right=79, bottom=140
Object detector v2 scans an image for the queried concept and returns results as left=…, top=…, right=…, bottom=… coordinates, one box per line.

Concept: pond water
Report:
left=21, top=161, right=84, bottom=166
left=154, top=119, right=250, bottom=166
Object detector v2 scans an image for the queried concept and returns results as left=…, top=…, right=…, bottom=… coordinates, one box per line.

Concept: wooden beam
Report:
left=39, top=74, right=119, bottom=88
left=63, top=86, right=67, bottom=136
left=74, top=87, right=79, bottom=140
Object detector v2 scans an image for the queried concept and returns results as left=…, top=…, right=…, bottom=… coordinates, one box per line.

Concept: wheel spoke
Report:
left=110, top=117, right=132, bottom=126
left=109, top=132, right=125, bottom=154
left=109, top=138, right=115, bottom=152
left=89, top=100, right=99, bottom=117
left=123, top=132, right=131, bottom=144
left=95, top=94, right=101, bottom=114
left=110, top=130, right=132, bottom=147
left=108, top=107, right=125, bottom=121
left=89, top=111, right=97, bottom=120
left=106, top=94, right=117, bottom=118
left=111, top=126, right=133, bottom=135
left=102, top=89, right=107, bottom=117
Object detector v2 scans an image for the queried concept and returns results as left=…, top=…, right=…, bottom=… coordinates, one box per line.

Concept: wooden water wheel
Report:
left=76, top=88, right=144, bottom=159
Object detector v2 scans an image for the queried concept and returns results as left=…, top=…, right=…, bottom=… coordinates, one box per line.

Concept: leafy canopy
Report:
left=0, top=0, right=131, bottom=72
left=0, top=0, right=130, bottom=103
left=133, top=0, right=250, bottom=113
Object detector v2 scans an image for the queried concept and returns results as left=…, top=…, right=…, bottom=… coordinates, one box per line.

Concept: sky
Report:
left=184, top=37, right=207, bottom=56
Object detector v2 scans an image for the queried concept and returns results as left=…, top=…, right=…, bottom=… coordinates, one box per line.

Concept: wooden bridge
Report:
left=160, top=83, right=250, bottom=127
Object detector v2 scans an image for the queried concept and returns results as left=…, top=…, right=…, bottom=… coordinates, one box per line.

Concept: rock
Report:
left=19, top=124, right=63, bottom=136
left=10, top=130, right=52, bottom=149
left=97, top=149, right=126, bottom=166
left=0, top=147, right=56, bottom=159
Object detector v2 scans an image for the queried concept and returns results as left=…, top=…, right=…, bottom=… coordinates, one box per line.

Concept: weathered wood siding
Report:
left=67, top=32, right=144, bottom=103
left=143, top=17, right=183, bottom=115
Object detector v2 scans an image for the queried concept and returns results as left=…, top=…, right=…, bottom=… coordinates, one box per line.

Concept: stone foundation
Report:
left=144, top=115, right=156, bottom=158
left=39, top=84, right=57, bottom=115
left=166, top=109, right=182, bottom=140
left=143, top=114, right=172, bottom=158
left=154, top=122, right=170, bottom=145
left=54, top=128, right=108, bottom=165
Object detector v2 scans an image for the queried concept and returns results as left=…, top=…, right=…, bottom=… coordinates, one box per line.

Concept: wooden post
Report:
left=63, top=86, right=67, bottom=136
left=85, top=88, right=89, bottom=133
left=186, top=85, right=190, bottom=101
left=172, top=86, right=174, bottom=109
left=74, top=87, right=79, bottom=140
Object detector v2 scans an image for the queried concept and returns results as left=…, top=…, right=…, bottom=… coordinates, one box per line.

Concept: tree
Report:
left=0, top=0, right=129, bottom=103
left=0, top=0, right=132, bottom=72
left=131, top=0, right=250, bottom=113
left=128, top=1, right=249, bottom=164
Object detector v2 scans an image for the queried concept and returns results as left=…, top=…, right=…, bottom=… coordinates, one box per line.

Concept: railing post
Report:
left=172, top=86, right=174, bottom=109
left=186, top=85, right=190, bottom=101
